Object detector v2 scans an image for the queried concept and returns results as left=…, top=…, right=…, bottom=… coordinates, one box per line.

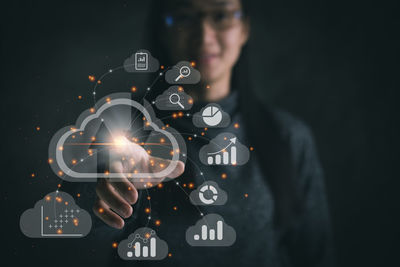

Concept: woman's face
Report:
left=162, top=0, right=249, bottom=84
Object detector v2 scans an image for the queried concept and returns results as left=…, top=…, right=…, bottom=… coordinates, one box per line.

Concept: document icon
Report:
left=135, top=52, right=148, bottom=71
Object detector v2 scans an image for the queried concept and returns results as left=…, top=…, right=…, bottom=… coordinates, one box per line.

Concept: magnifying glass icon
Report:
left=169, top=93, right=185, bottom=109
left=175, top=66, right=191, bottom=82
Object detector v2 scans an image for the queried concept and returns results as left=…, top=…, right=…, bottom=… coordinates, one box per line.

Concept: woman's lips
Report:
left=198, top=53, right=219, bottom=65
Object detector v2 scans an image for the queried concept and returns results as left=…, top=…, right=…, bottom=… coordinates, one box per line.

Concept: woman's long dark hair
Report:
left=145, top=0, right=303, bottom=230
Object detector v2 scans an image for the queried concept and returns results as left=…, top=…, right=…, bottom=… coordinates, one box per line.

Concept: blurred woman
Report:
left=91, top=0, right=334, bottom=266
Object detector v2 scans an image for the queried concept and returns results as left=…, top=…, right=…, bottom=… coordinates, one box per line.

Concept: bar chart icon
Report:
left=206, top=137, right=237, bottom=165
left=118, top=227, right=168, bottom=260
left=199, top=133, right=250, bottom=166
left=186, top=214, right=236, bottom=246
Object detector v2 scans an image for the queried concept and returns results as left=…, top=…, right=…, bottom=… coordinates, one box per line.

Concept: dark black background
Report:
left=1, top=0, right=399, bottom=266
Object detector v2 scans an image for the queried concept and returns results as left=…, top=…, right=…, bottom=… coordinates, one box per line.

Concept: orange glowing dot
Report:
left=104, top=170, right=109, bottom=175
left=58, top=146, right=63, bottom=151
left=91, top=136, right=96, bottom=141
left=147, top=196, right=151, bottom=200
left=145, top=208, right=151, bottom=214
left=78, top=95, right=82, bottom=100
left=31, top=173, right=35, bottom=178
left=57, top=229, right=63, bottom=234
left=224, top=137, right=227, bottom=140
left=173, top=206, right=178, bottom=211
left=155, top=220, right=161, bottom=226
left=48, top=158, right=53, bottom=164
left=188, top=183, right=194, bottom=189
left=250, top=146, right=254, bottom=151
left=71, top=159, right=77, bottom=165
left=145, top=122, right=150, bottom=126
left=159, top=163, right=165, bottom=168
left=56, top=196, right=62, bottom=202
left=106, top=97, right=111, bottom=103
left=188, top=99, right=193, bottom=104
left=112, top=242, right=118, bottom=248
left=57, top=184, right=61, bottom=188
left=88, top=75, right=95, bottom=82
left=204, top=128, right=208, bottom=131
left=147, top=150, right=152, bottom=155
left=77, top=193, right=81, bottom=197
left=160, top=65, right=165, bottom=69
left=166, top=124, right=170, bottom=127
left=90, top=108, right=95, bottom=113
left=191, top=61, right=196, bottom=67
left=58, top=171, right=63, bottom=176
left=127, top=186, right=132, bottom=191
left=131, top=86, right=137, bottom=92
left=178, top=86, right=183, bottom=92
left=64, top=201, right=68, bottom=205
left=183, top=183, right=187, bottom=187
left=188, top=137, right=192, bottom=141
left=221, top=173, right=227, bottom=179
left=234, top=123, right=240, bottom=128
left=157, top=183, right=163, bottom=188
left=97, top=80, right=102, bottom=84
left=45, top=196, right=51, bottom=201
left=168, top=253, right=172, bottom=257
left=206, top=85, right=211, bottom=89
left=201, top=132, right=205, bottom=136
left=45, top=216, right=49, bottom=221
left=73, top=218, right=79, bottom=226
left=145, top=233, right=151, bottom=239
left=178, top=112, right=183, bottom=117
left=244, top=193, right=249, bottom=198
left=79, top=132, right=83, bottom=135
left=98, top=208, right=104, bottom=213
left=36, top=126, right=40, bottom=131
left=172, top=113, right=177, bottom=118
left=160, top=138, right=165, bottom=143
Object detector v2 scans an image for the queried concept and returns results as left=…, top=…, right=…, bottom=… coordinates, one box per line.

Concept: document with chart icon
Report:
left=135, top=52, right=148, bottom=71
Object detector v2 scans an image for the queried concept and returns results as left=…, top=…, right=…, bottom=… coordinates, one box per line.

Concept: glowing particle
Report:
left=178, top=86, right=183, bottom=92
left=206, top=85, right=211, bottom=89
left=58, top=146, right=63, bottom=151
left=188, top=183, right=194, bottom=189
left=106, top=97, right=111, bottom=103
left=88, top=75, right=95, bottom=82
left=168, top=253, right=172, bottom=258
left=64, top=201, right=68, bottom=205
left=244, top=193, right=249, bottom=198
left=250, top=146, right=254, bottom=151
left=188, top=99, right=193, bottom=104
left=112, top=242, right=118, bottom=248
left=104, top=170, right=109, bottom=176
left=71, top=159, right=77, bottom=165
left=145, top=208, right=151, bottom=214
left=45, top=216, right=49, bottom=221
left=173, top=206, right=177, bottom=211
left=48, top=158, right=53, bottom=164
left=221, top=173, right=227, bottom=179
left=31, top=173, right=35, bottom=178
left=188, top=137, right=192, bottom=141
left=91, top=136, right=96, bottom=141
left=147, top=196, right=151, bottom=200
left=78, top=95, right=82, bottom=100
left=36, top=126, right=40, bottom=131
left=234, top=123, right=240, bottom=129
left=191, top=61, right=196, bottom=67
left=157, top=183, right=163, bottom=189
left=160, top=65, right=165, bottom=70
left=90, top=108, right=95, bottom=113
left=155, top=220, right=161, bottom=226
left=57, top=229, right=63, bottom=234
left=145, top=233, right=151, bottom=239
left=131, top=86, right=137, bottom=92
left=45, top=196, right=51, bottom=201
left=56, top=196, right=62, bottom=202
left=98, top=208, right=104, bottom=213
left=77, top=193, right=81, bottom=197
left=160, top=138, right=165, bottom=143
left=73, top=218, right=79, bottom=226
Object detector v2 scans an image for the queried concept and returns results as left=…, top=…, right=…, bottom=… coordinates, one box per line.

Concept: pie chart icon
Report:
left=201, top=105, right=223, bottom=126
left=198, top=185, right=218, bottom=205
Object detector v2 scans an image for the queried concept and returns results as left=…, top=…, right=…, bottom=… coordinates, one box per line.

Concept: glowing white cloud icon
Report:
left=48, top=93, right=184, bottom=181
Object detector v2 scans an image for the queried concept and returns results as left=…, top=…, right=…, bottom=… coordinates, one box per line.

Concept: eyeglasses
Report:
left=164, top=9, right=243, bottom=31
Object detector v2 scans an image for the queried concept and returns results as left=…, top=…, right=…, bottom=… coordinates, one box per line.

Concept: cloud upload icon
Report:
left=48, top=93, right=185, bottom=181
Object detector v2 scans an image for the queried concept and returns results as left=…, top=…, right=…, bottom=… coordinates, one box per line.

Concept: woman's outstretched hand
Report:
left=93, top=136, right=184, bottom=229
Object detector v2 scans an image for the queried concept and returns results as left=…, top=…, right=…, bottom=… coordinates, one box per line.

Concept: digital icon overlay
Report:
left=199, top=133, right=250, bottom=166
left=186, top=214, right=236, bottom=246
left=48, top=93, right=186, bottom=181
left=19, top=191, right=92, bottom=238
left=192, top=103, right=231, bottom=128
left=118, top=227, right=168, bottom=260
left=124, top=49, right=159, bottom=73
left=165, top=61, right=200, bottom=84
left=189, top=181, right=227, bottom=206
left=155, top=86, right=193, bottom=110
